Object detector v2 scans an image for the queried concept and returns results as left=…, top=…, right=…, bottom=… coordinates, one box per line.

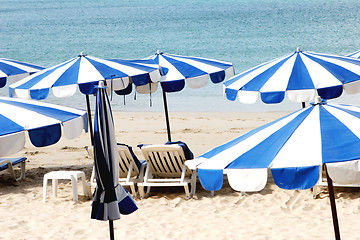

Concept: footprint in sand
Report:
left=24, top=151, right=40, bottom=155
left=281, top=190, right=301, bottom=212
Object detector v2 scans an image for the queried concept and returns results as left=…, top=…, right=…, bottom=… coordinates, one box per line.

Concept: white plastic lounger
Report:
left=138, top=144, right=197, bottom=199
left=313, top=162, right=360, bottom=197
left=0, top=157, right=26, bottom=181
left=86, top=145, right=146, bottom=197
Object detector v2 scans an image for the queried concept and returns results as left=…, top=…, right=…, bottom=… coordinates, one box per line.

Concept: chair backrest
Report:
left=86, top=145, right=140, bottom=179
left=140, top=144, right=191, bottom=178
left=117, top=145, right=140, bottom=178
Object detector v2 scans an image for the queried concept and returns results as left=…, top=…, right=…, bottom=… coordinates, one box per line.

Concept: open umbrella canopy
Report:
left=186, top=98, right=360, bottom=192
left=123, top=51, right=235, bottom=94
left=224, top=48, right=360, bottom=104
left=0, top=97, right=88, bottom=157
left=0, top=58, right=44, bottom=88
left=346, top=50, right=360, bottom=58
left=117, top=51, right=234, bottom=142
left=9, top=53, right=161, bottom=100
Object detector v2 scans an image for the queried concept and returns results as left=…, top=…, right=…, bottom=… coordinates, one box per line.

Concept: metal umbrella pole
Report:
left=86, top=94, right=94, bottom=145
left=325, top=164, right=341, bottom=240
left=162, top=89, right=172, bottom=142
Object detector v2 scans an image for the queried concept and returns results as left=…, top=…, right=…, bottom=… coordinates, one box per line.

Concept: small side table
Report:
left=43, top=171, right=91, bottom=203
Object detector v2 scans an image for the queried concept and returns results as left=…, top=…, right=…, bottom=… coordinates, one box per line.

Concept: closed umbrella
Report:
left=119, top=51, right=235, bottom=141
left=0, top=96, right=87, bottom=157
left=9, top=52, right=161, bottom=144
left=0, top=58, right=44, bottom=88
left=224, top=48, right=360, bottom=105
left=91, top=81, right=137, bottom=240
left=186, top=97, right=360, bottom=240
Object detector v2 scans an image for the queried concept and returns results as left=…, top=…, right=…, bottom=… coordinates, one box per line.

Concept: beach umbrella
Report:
left=224, top=48, right=360, bottom=106
left=346, top=50, right=360, bottom=58
left=119, top=51, right=235, bottom=141
left=0, top=96, right=88, bottom=157
left=91, top=81, right=137, bottom=240
left=186, top=97, right=360, bottom=240
left=9, top=52, right=161, bottom=144
left=0, top=58, right=44, bottom=88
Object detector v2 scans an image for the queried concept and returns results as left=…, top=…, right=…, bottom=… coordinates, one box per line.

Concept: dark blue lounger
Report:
left=0, top=157, right=26, bottom=180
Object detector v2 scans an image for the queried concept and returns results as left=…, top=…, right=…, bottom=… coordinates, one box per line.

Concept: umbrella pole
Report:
left=325, top=164, right=341, bottom=240
left=86, top=94, right=94, bottom=146
left=109, top=220, right=115, bottom=240
left=162, top=89, right=172, bottom=142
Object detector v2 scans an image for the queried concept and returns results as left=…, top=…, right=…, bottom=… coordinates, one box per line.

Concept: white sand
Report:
left=1, top=111, right=360, bottom=240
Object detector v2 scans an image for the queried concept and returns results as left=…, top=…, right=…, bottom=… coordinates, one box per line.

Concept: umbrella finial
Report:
left=98, top=80, right=105, bottom=88
left=156, top=50, right=163, bottom=55
left=311, top=96, right=326, bottom=106
left=79, top=52, right=86, bottom=57
left=296, top=47, right=301, bottom=52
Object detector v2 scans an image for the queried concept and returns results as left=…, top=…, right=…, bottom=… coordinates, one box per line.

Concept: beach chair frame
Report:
left=0, top=157, right=26, bottom=181
left=86, top=145, right=146, bottom=197
left=138, top=144, right=197, bottom=199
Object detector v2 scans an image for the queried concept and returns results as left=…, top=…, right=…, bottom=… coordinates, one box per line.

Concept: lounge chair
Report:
left=137, top=144, right=197, bottom=199
left=0, top=157, right=26, bottom=181
left=86, top=144, right=146, bottom=197
left=313, top=162, right=360, bottom=197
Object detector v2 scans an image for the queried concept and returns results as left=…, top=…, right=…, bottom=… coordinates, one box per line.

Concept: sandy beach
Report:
left=1, top=111, right=360, bottom=240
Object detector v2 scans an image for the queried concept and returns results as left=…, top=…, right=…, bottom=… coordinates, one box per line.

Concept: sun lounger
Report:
left=313, top=162, right=360, bottom=197
left=0, top=157, right=26, bottom=181
left=137, top=144, right=197, bottom=199
left=86, top=144, right=146, bottom=197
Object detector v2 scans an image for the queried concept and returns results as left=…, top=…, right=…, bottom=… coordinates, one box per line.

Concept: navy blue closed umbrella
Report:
left=91, top=81, right=137, bottom=240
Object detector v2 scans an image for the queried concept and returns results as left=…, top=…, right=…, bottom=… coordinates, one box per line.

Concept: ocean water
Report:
left=2, top=0, right=360, bottom=112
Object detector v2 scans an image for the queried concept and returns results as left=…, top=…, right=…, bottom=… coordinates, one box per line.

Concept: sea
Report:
left=2, top=0, right=360, bottom=113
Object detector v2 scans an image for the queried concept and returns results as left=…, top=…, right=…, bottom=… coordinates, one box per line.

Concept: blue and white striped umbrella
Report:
left=186, top=98, right=360, bottom=192
left=91, top=81, right=137, bottom=225
left=125, top=51, right=234, bottom=94
left=0, top=58, right=44, bottom=88
left=119, top=51, right=234, bottom=142
left=224, top=48, right=360, bottom=104
left=346, top=50, right=360, bottom=58
left=0, top=97, right=88, bottom=157
left=9, top=53, right=161, bottom=100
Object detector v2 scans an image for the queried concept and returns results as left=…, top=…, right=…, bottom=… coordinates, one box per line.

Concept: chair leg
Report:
left=6, top=162, right=16, bottom=180
left=80, top=173, right=90, bottom=198
left=138, top=186, right=145, bottom=199
left=70, top=175, right=78, bottom=202
left=312, top=185, right=320, bottom=199
left=145, top=186, right=151, bottom=195
left=129, top=184, right=136, bottom=198
left=43, top=177, right=48, bottom=203
left=18, top=162, right=26, bottom=180
left=190, top=170, right=197, bottom=197
left=52, top=179, right=58, bottom=197
left=184, top=184, right=190, bottom=199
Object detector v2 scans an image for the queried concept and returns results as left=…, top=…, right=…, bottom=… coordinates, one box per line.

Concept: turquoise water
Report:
left=2, top=0, right=360, bottom=112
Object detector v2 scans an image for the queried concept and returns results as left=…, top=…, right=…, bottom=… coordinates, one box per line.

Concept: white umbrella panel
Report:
left=0, top=97, right=88, bottom=157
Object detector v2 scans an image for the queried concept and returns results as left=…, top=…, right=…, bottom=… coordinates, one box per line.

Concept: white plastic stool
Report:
left=43, top=171, right=90, bottom=203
